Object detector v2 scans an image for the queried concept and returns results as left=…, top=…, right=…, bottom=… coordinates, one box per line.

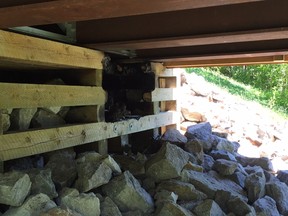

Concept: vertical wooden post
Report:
left=76, top=69, right=108, bottom=155
left=0, top=109, right=4, bottom=173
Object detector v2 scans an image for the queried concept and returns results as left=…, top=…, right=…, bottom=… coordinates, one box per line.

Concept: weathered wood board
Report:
left=0, top=112, right=178, bottom=161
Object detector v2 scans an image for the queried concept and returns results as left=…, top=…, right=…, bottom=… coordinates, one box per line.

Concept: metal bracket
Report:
left=9, top=22, right=76, bottom=44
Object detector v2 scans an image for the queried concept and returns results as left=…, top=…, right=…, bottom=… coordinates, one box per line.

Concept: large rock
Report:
left=215, top=137, right=235, bottom=153
left=31, top=108, right=65, bottom=128
left=145, top=143, right=189, bottom=182
left=265, top=181, right=288, bottom=215
left=193, top=199, right=225, bottom=216
left=154, top=190, right=178, bottom=207
left=1, top=113, right=10, bottom=132
left=213, top=159, right=238, bottom=176
left=236, top=155, right=273, bottom=172
left=9, top=108, right=37, bottom=131
left=75, top=152, right=113, bottom=192
left=113, top=155, right=145, bottom=176
left=185, top=122, right=217, bottom=151
left=245, top=170, right=266, bottom=203
left=45, top=149, right=77, bottom=190
left=181, top=107, right=206, bottom=123
left=27, top=169, right=58, bottom=199
left=277, top=170, right=288, bottom=186
left=202, top=154, right=215, bottom=171
left=209, top=150, right=237, bottom=162
left=102, top=171, right=154, bottom=214
left=100, top=197, right=122, bottom=216
left=154, top=201, right=193, bottom=216
left=0, top=171, right=31, bottom=206
left=227, top=196, right=256, bottom=216
left=161, top=128, right=188, bottom=145
left=156, top=179, right=206, bottom=201
left=60, top=188, right=100, bottom=216
left=41, top=207, right=81, bottom=216
left=181, top=170, right=247, bottom=201
left=184, top=139, right=204, bottom=163
left=253, top=196, right=280, bottom=216
left=3, top=193, right=56, bottom=216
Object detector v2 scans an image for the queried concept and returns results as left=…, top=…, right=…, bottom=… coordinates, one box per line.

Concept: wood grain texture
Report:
left=87, top=28, right=288, bottom=50
left=0, top=0, right=262, bottom=28
left=0, top=83, right=106, bottom=109
left=0, top=30, right=104, bottom=69
left=143, top=88, right=178, bottom=102
left=0, top=112, right=178, bottom=161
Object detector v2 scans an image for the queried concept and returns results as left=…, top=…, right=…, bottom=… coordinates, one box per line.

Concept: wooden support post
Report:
left=0, top=109, right=4, bottom=173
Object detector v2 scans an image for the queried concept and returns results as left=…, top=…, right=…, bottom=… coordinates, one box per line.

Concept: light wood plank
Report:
left=0, top=112, right=178, bottom=161
left=0, top=0, right=261, bottom=28
left=0, top=30, right=104, bottom=69
left=143, top=88, right=178, bottom=102
left=0, top=110, right=3, bottom=172
left=0, top=83, right=106, bottom=109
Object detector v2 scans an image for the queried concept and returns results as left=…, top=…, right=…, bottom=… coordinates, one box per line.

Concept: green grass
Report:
left=186, top=67, right=288, bottom=118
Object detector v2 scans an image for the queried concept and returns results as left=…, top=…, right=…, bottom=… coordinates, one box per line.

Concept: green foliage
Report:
left=186, top=65, right=288, bottom=117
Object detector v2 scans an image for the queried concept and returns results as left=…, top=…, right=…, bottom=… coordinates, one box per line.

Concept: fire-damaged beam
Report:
left=0, top=0, right=263, bottom=28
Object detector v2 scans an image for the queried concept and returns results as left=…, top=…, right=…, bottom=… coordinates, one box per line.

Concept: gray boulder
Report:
left=75, top=153, right=113, bottom=192
left=155, top=201, right=193, bottom=216
left=10, top=108, right=37, bottom=131
left=113, top=155, right=145, bottom=176
left=202, top=154, right=215, bottom=172
left=265, top=181, right=288, bottom=215
left=245, top=170, right=266, bottom=203
left=100, top=197, right=122, bottom=216
left=0, top=171, right=31, bottom=206
left=236, top=155, right=273, bottom=172
left=102, top=171, right=154, bottom=214
left=1, top=113, right=10, bottom=132
left=156, top=179, right=206, bottom=201
left=253, top=196, right=280, bottom=216
left=213, top=159, right=238, bottom=176
left=227, top=196, right=256, bottom=216
left=3, top=193, right=56, bottom=216
left=60, top=188, right=100, bottom=216
left=277, top=170, right=288, bottom=186
left=161, top=128, right=187, bottom=145
left=31, top=108, right=65, bottom=128
left=154, top=190, right=178, bottom=207
left=41, top=207, right=82, bottom=216
left=185, top=122, right=217, bottom=151
left=215, top=137, right=235, bottom=153
left=193, top=199, right=225, bottom=216
left=27, top=169, right=58, bottom=199
left=184, top=139, right=204, bottom=163
left=228, top=171, right=247, bottom=188
left=145, top=143, right=189, bottom=182
left=181, top=170, right=247, bottom=201
left=209, top=150, right=237, bottom=162
left=45, top=149, right=77, bottom=190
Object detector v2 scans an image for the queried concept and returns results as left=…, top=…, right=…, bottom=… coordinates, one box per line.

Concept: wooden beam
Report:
left=0, top=30, right=103, bottom=69
left=0, top=0, right=262, bottom=28
left=0, top=83, right=106, bottom=109
left=0, top=112, right=178, bottom=161
left=143, top=88, right=178, bottom=102
left=0, top=110, right=3, bottom=172
left=164, top=55, right=288, bottom=67
left=86, top=28, right=288, bottom=51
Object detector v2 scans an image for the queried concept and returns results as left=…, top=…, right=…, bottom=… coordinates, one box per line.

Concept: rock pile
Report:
left=179, top=71, right=288, bottom=172
left=1, top=122, right=288, bottom=216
